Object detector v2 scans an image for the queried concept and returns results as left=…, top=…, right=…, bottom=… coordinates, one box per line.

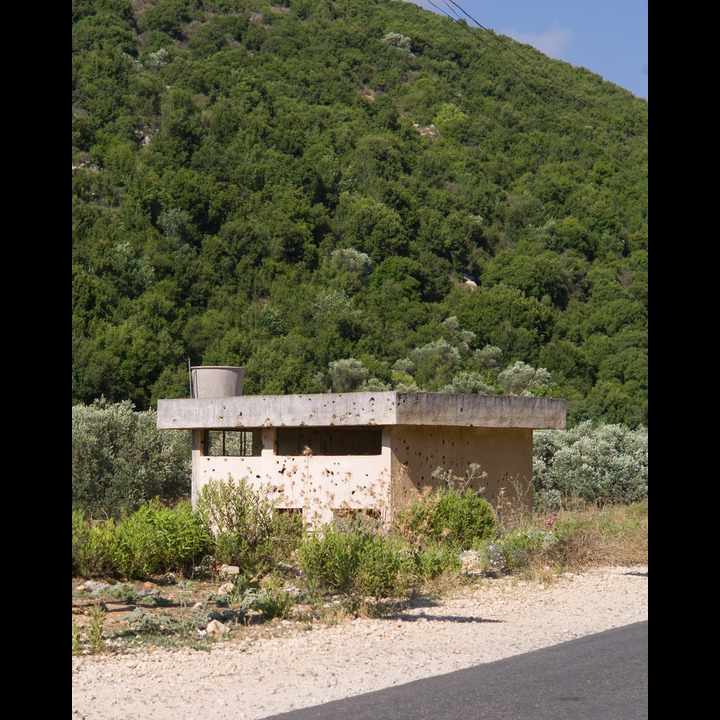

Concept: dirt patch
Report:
left=72, top=565, right=648, bottom=720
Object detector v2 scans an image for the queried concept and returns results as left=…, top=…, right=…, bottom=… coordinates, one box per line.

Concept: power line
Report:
left=296, top=0, right=646, bottom=157
left=428, top=0, right=646, bottom=147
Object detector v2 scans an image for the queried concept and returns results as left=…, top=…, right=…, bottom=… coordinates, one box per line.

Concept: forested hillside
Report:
left=72, top=0, right=648, bottom=428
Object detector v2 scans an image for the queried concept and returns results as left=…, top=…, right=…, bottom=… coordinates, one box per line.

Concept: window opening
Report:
left=207, top=430, right=261, bottom=456
left=276, top=427, right=383, bottom=455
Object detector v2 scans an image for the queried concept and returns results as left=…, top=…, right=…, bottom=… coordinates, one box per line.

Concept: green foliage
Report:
left=88, top=604, right=108, bottom=654
left=72, top=510, right=89, bottom=576
left=187, top=13, right=249, bottom=57
left=72, top=489, right=302, bottom=582
left=226, top=575, right=296, bottom=620
left=441, top=371, right=496, bottom=394
left=392, top=480, right=496, bottom=551
left=72, top=515, right=120, bottom=578
left=453, top=285, right=556, bottom=366
left=328, top=248, right=373, bottom=282
left=297, top=525, right=415, bottom=600
left=71, top=497, right=646, bottom=653
left=413, top=543, right=462, bottom=580
left=112, top=500, right=211, bottom=578
left=328, top=358, right=370, bottom=392
left=125, top=607, right=177, bottom=635
left=139, top=0, right=201, bottom=38
left=96, top=582, right=140, bottom=604
left=72, top=622, right=83, bottom=655
left=334, top=194, right=408, bottom=264
left=195, top=477, right=304, bottom=570
left=482, top=528, right=555, bottom=572
left=482, top=242, right=583, bottom=309
left=497, top=360, right=552, bottom=396
left=433, top=102, right=470, bottom=143
left=353, top=533, right=415, bottom=599
left=395, top=339, right=462, bottom=391
left=532, top=422, right=648, bottom=510
left=72, top=399, right=191, bottom=520
left=72, top=501, right=211, bottom=579
left=297, top=526, right=363, bottom=595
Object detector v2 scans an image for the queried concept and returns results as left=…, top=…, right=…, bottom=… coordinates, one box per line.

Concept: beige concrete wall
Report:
left=191, top=424, right=534, bottom=528
left=195, top=427, right=393, bottom=529
left=388, top=425, right=534, bottom=516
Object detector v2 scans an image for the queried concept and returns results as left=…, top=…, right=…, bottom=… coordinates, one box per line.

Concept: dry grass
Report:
left=535, top=499, right=648, bottom=575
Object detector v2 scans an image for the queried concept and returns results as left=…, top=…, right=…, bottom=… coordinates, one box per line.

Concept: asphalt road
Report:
left=263, top=620, right=648, bottom=720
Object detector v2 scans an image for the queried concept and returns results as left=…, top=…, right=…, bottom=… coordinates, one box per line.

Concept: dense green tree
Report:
left=482, top=243, right=583, bottom=309
left=139, top=0, right=202, bottom=39
left=452, top=285, right=555, bottom=364
left=333, top=194, right=409, bottom=263
left=369, top=256, right=428, bottom=302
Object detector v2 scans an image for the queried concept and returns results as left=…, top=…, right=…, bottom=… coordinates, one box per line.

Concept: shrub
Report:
left=73, top=500, right=211, bottom=579
left=297, top=525, right=415, bottom=601
left=196, top=477, right=303, bottom=572
left=533, top=422, right=648, bottom=509
left=497, top=360, right=552, bottom=396
left=72, top=510, right=90, bottom=575
left=354, top=533, right=415, bottom=599
left=297, top=525, right=362, bottom=594
left=392, top=480, right=496, bottom=551
left=413, top=543, right=463, bottom=581
left=73, top=480, right=303, bottom=580
left=72, top=399, right=191, bottom=520
left=72, top=516, right=120, bottom=578
left=112, top=500, right=211, bottom=579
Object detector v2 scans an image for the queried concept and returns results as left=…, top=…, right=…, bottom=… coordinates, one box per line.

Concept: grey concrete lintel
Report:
left=156, top=391, right=566, bottom=430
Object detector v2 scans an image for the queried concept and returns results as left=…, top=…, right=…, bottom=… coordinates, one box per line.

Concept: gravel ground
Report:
left=72, top=564, right=648, bottom=720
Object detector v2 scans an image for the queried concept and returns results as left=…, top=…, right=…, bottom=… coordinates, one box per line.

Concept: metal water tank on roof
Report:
left=190, top=366, right=245, bottom=398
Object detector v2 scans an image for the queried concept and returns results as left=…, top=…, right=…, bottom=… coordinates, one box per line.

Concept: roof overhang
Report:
left=156, top=392, right=566, bottom=430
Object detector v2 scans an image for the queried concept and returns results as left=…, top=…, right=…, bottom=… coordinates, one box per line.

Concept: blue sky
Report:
left=407, top=1, right=648, bottom=100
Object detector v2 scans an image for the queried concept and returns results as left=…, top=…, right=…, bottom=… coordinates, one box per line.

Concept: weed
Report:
left=494, top=475, right=533, bottom=533
left=88, top=604, right=107, bottom=654
left=72, top=622, right=83, bottom=655
left=224, top=573, right=297, bottom=621
left=251, top=586, right=296, bottom=620
left=125, top=608, right=176, bottom=635
left=99, top=582, right=139, bottom=603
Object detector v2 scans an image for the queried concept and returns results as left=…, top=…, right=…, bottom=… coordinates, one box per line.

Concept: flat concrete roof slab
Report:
left=156, top=392, right=566, bottom=430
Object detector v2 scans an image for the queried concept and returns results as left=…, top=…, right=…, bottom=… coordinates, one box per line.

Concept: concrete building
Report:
left=156, top=388, right=566, bottom=529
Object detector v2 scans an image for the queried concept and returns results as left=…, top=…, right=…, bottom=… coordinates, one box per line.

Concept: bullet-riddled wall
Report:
left=156, top=391, right=566, bottom=529
left=193, top=426, right=393, bottom=528
left=389, top=425, right=533, bottom=513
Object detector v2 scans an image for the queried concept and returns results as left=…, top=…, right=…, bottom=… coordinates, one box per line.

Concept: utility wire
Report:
left=429, top=0, right=646, bottom=147
left=311, top=0, right=646, bottom=156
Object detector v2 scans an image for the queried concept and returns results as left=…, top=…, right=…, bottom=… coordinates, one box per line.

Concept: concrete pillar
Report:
left=191, top=429, right=209, bottom=509
left=261, top=428, right=275, bottom=458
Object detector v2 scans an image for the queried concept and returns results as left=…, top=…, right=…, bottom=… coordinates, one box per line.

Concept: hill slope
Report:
left=72, top=0, right=648, bottom=428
